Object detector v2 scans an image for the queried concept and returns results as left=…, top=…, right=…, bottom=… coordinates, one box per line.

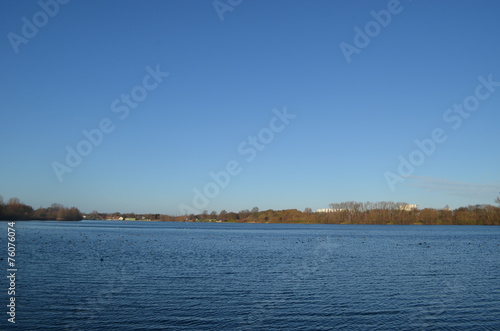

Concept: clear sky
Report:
left=1, top=0, right=499, bottom=214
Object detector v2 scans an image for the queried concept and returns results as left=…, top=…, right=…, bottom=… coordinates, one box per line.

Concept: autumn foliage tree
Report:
left=2, top=198, right=33, bottom=220
left=56, top=207, right=82, bottom=221
left=0, top=195, right=82, bottom=221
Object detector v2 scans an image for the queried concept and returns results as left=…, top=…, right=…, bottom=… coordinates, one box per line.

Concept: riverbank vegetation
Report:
left=79, top=202, right=500, bottom=225
left=1, top=195, right=500, bottom=225
left=0, top=196, right=82, bottom=221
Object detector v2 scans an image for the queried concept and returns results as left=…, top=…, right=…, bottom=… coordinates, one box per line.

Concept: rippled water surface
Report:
left=2, top=221, right=499, bottom=330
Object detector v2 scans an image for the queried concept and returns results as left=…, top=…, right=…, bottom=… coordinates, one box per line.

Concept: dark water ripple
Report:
left=1, top=221, right=499, bottom=330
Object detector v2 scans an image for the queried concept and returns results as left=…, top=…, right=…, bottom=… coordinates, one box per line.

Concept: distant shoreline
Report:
left=3, top=219, right=498, bottom=226
left=2, top=197, right=500, bottom=225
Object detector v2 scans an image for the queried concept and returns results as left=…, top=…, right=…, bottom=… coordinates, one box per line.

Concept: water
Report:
left=1, top=221, right=499, bottom=330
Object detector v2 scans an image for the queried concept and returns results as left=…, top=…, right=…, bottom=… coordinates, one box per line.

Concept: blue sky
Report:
left=1, top=0, right=499, bottom=214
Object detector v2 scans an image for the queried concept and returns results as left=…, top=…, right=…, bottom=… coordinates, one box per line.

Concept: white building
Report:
left=316, top=208, right=344, bottom=213
left=399, top=204, right=418, bottom=211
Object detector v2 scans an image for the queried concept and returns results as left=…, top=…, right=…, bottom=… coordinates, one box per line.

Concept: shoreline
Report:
left=5, top=219, right=497, bottom=226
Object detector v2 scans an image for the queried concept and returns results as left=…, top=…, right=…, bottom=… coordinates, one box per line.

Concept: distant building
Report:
left=316, top=208, right=344, bottom=213
left=399, top=204, right=418, bottom=211
left=106, top=216, right=124, bottom=221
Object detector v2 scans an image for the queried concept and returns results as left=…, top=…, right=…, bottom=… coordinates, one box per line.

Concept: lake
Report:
left=2, top=221, right=499, bottom=330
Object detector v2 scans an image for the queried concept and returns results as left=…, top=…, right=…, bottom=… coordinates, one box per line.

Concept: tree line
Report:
left=185, top=200, right=500, bottom=225
left=2, top=195, right=500, bottom=225
left=0, top=196, right=82, bottom=221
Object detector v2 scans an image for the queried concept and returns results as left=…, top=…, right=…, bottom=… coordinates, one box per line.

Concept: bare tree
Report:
left=218, top=210, right=227, bottom=221
left=8, top=197, right=20, bottom=205
left=57, top=207, right=82, bottom=221
left=201, top=210, right=208, bottom=220
left=495, top=197, right=500, bottom=206
left=50, top=203, right=64, bottom=210
left=89, top=210, right=100, bottom=220
left=304, top=207, right=312, bottom=214
left=239, top=209, right=250, bottom=219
